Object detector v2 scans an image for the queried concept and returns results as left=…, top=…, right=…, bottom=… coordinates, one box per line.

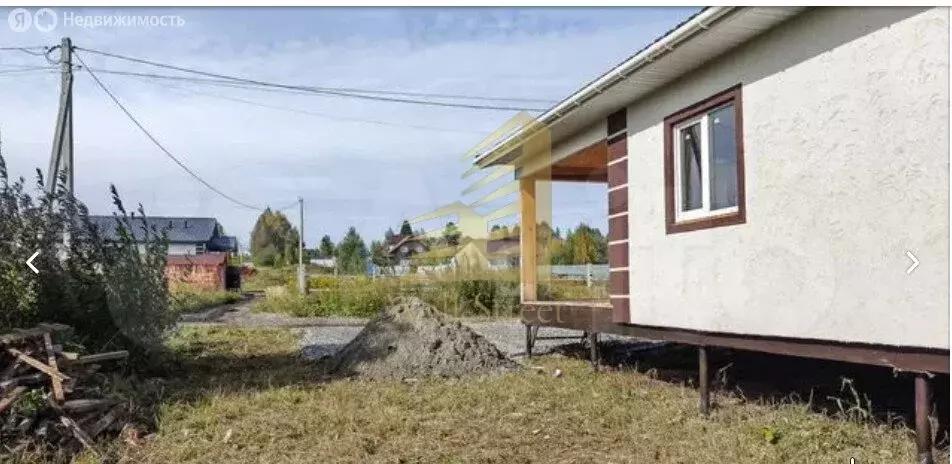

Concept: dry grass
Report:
left=60, top=327, right=938, bottom=464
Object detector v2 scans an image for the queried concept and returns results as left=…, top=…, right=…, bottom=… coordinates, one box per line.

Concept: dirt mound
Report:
left=322, top=297, right=519, bottom=380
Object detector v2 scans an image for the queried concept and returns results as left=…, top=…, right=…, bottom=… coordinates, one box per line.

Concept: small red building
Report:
left=165, top=252, right=230, bottom=292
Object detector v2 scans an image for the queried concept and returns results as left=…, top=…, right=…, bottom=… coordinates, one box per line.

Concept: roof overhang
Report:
left=473, top=6, right=807, bottom=168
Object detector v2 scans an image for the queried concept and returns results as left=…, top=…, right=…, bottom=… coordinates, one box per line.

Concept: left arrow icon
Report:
left=26, top=250, right=39, bottom=274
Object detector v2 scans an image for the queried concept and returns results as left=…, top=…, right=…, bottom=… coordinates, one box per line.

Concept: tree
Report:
left=250, top=209, right=300, bottom=267
left=370, top=239, right=394, bottom=269
left=318, top=234, right=335, bottom=258
left=443, top=221, right=461, bottom=246
left=336, top=226, right=369, bottom=274
left=399, top=219, right=413, bottom=236
left=384, top=227, right=396, bottom=243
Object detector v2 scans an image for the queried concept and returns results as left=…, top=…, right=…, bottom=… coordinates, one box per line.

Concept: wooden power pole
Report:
left=47, top=37, right=74, bottom=195
left=297, top=196, right=307, bottom=295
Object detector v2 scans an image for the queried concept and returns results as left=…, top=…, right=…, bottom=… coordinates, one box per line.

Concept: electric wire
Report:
left=117, top=73, right=493, bottom=135
left=75, top=47, right=550, bottom=112
left=73, top=50, right=268, bottom=211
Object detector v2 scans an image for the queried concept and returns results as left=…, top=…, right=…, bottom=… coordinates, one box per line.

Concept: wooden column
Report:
left=519, top=176, right=537, bottom=302
left=915, top=374, right=934, bottom=464
left=699, top=346, right=711, bottom=416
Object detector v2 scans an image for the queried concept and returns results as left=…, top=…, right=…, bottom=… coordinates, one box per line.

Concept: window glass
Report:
left=708, top=104, right=738, bottom=210
left=680, top=123, right=703, bottom=211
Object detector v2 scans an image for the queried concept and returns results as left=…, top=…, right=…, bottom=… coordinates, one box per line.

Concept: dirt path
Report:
left=179, top=295, right=368, bottom=328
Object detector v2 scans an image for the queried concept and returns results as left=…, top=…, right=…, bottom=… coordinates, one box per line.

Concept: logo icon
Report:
left=33, top=8, right=57, bottom=33
left=7, top=8, right=57, bottom=32
left=8, top=8, right=31, bottom=32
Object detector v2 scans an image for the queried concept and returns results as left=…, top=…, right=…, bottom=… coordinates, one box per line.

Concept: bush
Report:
left=243, top=266, right=295, bottom=292
left=0, top=156, right=175, bottom=353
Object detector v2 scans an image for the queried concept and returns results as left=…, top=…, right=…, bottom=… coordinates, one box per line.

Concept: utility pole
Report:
left=47, top=37, right=74, bottom=195
left=297, top=196, right=307, bottom=295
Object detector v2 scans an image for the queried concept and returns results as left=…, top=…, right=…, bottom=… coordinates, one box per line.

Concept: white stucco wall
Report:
left=625, top=7, right=949, bottom=349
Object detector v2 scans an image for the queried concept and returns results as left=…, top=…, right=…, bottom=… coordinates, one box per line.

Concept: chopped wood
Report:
left=5, top=348, right=70, bottom=383
left=63, top=351, right=129, bottom=366
left=87, top=405, right=123, bottom=438
left=0, top=324, right=67, bottom=345
left=62, top=399, right=117, bottom=415
left=1, top=373, right=46, bottom=391
left=59, top=416, right=99, bottom=457
left=43, top=333, right=65, bottom=402
left=0, top=323, right=138, bottom=454
left=0, top=386, right=27, bottom=415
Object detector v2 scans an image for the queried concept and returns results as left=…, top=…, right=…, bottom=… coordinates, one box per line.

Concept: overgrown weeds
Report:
left=252, top=269, right=605, bottom=319
left=0, top=152, right=174, bottom=354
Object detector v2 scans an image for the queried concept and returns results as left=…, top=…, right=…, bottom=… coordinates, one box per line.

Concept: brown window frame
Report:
left=663, top=84, right=746, bottom=235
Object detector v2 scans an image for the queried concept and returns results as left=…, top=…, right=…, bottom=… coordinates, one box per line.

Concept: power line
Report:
left=85, top=66, right=557, bottom=104
left=73, top=50, right=267, bottom=211
left=75, top=47, right=550, bottom=112
left=117, top=73, right=492, bottom=135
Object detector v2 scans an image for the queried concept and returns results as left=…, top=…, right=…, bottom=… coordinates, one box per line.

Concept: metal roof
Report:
left=88, top=215, right=221, bottom=244
left=474, top=6, right=806, bottom=167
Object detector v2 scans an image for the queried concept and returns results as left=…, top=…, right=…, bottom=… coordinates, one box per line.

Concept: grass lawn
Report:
left=51, top=327, right=933, bottom=464
left=169, top=289, right=246, bottom=314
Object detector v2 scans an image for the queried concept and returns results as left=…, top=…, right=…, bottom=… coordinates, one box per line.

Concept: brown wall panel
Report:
left=609, top=241, right=628, bottom=268
left=609, top=270, right=629, bottom=296
left=611, top=297, right=630, bottom=324
left=608, top=215, right=628, bottom=242
left=607, top=159, right=627, bottom=188
left=608, top=187, right=627, bottom=215
left=607, top=136, right=627, bottom=163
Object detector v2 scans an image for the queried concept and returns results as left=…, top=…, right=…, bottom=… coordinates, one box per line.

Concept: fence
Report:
left=380, top=263, right=609, bottom=286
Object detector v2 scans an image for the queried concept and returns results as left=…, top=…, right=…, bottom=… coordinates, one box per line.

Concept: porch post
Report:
left=699, top=346, right=711, bottom=416
left=519, top=176, right=538, bottom=302
left=915, top=374, right=934, bottom=464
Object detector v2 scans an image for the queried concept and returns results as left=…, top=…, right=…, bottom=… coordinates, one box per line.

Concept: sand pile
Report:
left=322, top=297, right=518, bottom=380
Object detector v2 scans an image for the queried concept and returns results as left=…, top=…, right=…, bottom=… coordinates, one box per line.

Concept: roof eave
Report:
left=472, top=6, right=743, bottom=168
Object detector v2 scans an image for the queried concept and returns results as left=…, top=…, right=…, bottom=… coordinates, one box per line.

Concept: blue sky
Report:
left=0, top=6, right=695, bottom=249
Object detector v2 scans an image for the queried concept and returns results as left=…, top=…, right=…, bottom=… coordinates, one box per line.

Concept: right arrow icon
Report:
left=906, top=251, right=919, bottom=275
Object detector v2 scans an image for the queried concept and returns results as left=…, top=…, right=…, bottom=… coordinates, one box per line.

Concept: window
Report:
left=664, top=85, right=745, bottom=234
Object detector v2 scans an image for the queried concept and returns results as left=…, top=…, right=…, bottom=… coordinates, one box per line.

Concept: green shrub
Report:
left=0, top=156, right=174, bottom=353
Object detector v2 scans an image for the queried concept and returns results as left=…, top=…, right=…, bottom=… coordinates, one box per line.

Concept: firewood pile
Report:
left=0, top=323, right=132, bottom=457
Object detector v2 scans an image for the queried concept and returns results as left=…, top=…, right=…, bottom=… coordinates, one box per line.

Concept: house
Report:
left=472, top=6, right=948, bottom=459
left=386, top=235, right=429, bottom=266
left=88, top=215, right=239, bottom=256
left=89, top=215, right=239, bottom=291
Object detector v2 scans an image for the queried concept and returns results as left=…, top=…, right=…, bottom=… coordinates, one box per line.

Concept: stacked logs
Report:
left=0, top=323, right=132, bottom=457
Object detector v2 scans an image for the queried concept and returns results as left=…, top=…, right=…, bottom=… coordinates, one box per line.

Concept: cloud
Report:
left=0, top=7, right=693, bottom=247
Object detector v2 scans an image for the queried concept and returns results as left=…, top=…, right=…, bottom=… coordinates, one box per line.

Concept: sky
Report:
left=0, top=6, right=696, bottom=250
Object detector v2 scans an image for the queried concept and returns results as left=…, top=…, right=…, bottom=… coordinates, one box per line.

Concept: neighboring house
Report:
left=472, top=6, right=948, bottom=458
left=310, top=258, right=337, bottom=268
left=88, top=216, right=239, bottom=256
left=386, top=235, right=429, bottom=266
left=89, top=215, right=239, bottom=291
